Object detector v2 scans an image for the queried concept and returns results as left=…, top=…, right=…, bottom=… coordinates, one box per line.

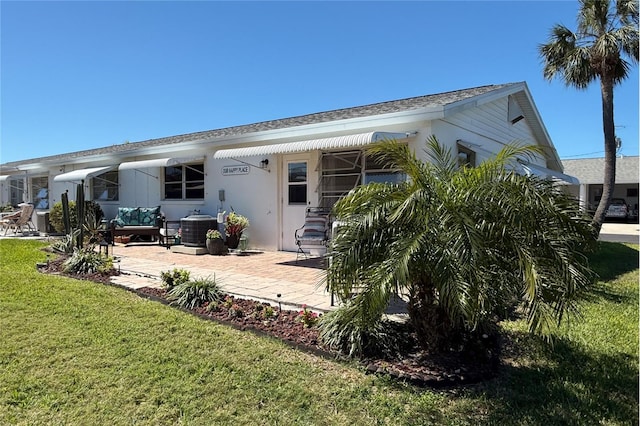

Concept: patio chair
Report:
left=0, top=210, right=21, bottom=235
left=1, top=204, right=35, bottom=236
left=294, top=207, right=331, bottom=262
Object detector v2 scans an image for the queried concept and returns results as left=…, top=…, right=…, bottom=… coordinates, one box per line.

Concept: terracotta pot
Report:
left=226, top=233, right=241, bottom=249
left=114, top=235, right=131, bottom=244
left=206, top=238, right=225, bottom=255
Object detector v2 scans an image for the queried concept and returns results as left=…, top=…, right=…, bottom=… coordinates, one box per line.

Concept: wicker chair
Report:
left=1, top=204, right=35, bottom=236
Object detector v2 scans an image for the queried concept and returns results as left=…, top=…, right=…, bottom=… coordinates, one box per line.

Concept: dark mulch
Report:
left=39, top=253, right=120, bottom=285
left=39, top=253, right=499, bottom=388
left=137, top=287, right=500, bottom=388
left=141, top=287, right=323, bottom=348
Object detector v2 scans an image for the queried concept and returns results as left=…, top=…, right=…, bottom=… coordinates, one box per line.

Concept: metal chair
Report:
left=294, top=207, right=331, bottom=261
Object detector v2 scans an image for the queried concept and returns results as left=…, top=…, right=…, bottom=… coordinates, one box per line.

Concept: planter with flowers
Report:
left=205, top=229, right=225, bottom=255
left=225, top=212, right=249, bottom=249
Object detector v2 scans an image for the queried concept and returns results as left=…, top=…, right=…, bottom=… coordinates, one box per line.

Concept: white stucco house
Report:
left=0, top=82, right=576, bottom=251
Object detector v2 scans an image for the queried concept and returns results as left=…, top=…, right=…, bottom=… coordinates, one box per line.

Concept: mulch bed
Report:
left=39, top=254, right=120, bottom=285
left=137, top=287, right=499, bottom=387
left=39, top=254, right=499, bottom=388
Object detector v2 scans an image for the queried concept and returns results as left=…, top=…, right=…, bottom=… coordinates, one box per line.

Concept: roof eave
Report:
left=513, top=85, right=563, bottom=171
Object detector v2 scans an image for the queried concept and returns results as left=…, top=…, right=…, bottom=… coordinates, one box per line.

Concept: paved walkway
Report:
left=107, top=243, right=335, bottom=312
left=598, top=222, right=640, bottom=244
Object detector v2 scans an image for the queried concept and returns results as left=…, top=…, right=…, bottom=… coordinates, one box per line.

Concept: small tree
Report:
left=539, top=0, right=638, bottom=232
left=321, top=137, right=597, bottom=355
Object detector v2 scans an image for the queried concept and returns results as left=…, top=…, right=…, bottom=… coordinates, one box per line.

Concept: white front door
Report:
left=281, top=155, right=312, bottom=251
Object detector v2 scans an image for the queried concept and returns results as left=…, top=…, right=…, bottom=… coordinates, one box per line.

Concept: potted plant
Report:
left=225, top=211, right=249, bottom=249
left=205, top=229, right=225, bottom=255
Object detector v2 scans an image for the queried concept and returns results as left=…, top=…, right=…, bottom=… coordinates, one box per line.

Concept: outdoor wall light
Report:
left=260, top=159, right=269, bottom=168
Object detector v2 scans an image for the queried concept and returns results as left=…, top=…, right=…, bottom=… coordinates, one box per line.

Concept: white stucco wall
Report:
left=210, top=154, right=279, bottom=250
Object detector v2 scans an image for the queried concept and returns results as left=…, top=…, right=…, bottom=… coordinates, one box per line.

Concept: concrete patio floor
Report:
left=107, top=242, right=334, bottom=312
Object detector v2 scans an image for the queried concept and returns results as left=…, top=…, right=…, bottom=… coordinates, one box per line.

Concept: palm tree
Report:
left=539, top=0, right=638, bottom=233
left=320, top=137, right=596, bottom=356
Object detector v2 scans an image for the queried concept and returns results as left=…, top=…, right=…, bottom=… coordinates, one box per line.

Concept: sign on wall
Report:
left=222, top=165, right=250, bottom=176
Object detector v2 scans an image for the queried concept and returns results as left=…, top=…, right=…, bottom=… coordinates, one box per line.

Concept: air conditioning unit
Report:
left=180, top=215, right=217, bottom=247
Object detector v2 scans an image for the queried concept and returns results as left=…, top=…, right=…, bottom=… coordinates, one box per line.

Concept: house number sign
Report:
left=222, top=165, right=250, bottom=176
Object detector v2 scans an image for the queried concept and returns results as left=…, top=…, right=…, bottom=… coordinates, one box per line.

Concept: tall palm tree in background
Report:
left=320, top=137, right=596, bottom=356
left=539, top=0, right=638, bottom=233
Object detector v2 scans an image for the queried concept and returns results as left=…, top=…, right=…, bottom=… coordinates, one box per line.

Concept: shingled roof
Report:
left=1, top=83, right=517, bottom=169
left=562, top=156, right=639, bottom=185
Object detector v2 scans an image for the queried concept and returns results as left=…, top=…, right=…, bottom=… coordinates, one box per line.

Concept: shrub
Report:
left=228, top=303, right=244, bottom=318
left=160, top=268, right=190, bottom=291
left=83, top=207, right=104, bottom=246
left=51, top=230, right=81, bottom=254
left=50, top=200, right=104, bottom=233
left=49, top=200, right=75, bottom=233
left=318, top=303, right=405, bottom=358
left=63, top=249, right=113, bottom=275
left=223, top=295, right=234, bottom=309
left=206, top=229, right=222, bottom=239
left=252, top=303, right=275, bottom=320
left=225, top=212, right=249, bottom=237
left=205, top=300, right=219, bottom=312
left=298, top=304, right=319, bottom=328
left=167, top=276, right=222, bottom=310
left=262, top=305, right=275, bottom=319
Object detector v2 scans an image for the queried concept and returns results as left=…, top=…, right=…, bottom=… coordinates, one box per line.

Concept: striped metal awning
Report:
left=118, top=156, right=204, bottom=170
left=212, top=132, right=413, bottom=159
left=53, top=166, right=115, bottom=182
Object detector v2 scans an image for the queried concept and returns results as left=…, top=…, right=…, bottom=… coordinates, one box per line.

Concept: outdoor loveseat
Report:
left=110, top=206, right=165, bottom=245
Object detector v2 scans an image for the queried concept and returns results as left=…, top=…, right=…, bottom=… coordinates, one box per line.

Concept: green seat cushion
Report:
left=139, top=206, right=161, bottom=226
left=115, top=207, right=140, bottom=227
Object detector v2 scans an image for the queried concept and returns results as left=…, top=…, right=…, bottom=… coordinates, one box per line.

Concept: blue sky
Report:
left=1, top=1, right=638, bottom=164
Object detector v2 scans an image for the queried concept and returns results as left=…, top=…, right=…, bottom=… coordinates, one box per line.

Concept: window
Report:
left=164, top=163, right=204, bottom=200
left=288, top=162, right=307, bottom=205
left=363, top=152, right=405, bottom=184
left=9, top=178, right=24, bottom=207
left=31, top=176, right=48, bottom=209
left=319, top=149, right=405, bottom=209
left=92, top=170, right=119, bottom=201
left=627, top=188, right=638, bottom=197
left=457, top=145, right=476, bottom=168
left=319, top=151, right=362, bottom=208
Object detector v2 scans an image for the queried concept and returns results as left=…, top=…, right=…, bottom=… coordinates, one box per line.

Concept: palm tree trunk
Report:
left=591, top=76, right=617, bottom=234
left=407, top=278, right=457, bottom=352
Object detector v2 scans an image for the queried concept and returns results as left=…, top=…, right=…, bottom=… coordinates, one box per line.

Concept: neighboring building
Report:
left=562, top=156, right=640, bottom=218
left=0, top=82, right=575, bottom=250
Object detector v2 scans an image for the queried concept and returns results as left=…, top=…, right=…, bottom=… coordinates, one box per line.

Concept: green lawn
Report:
left=0, top=239, right=637, bottom=425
